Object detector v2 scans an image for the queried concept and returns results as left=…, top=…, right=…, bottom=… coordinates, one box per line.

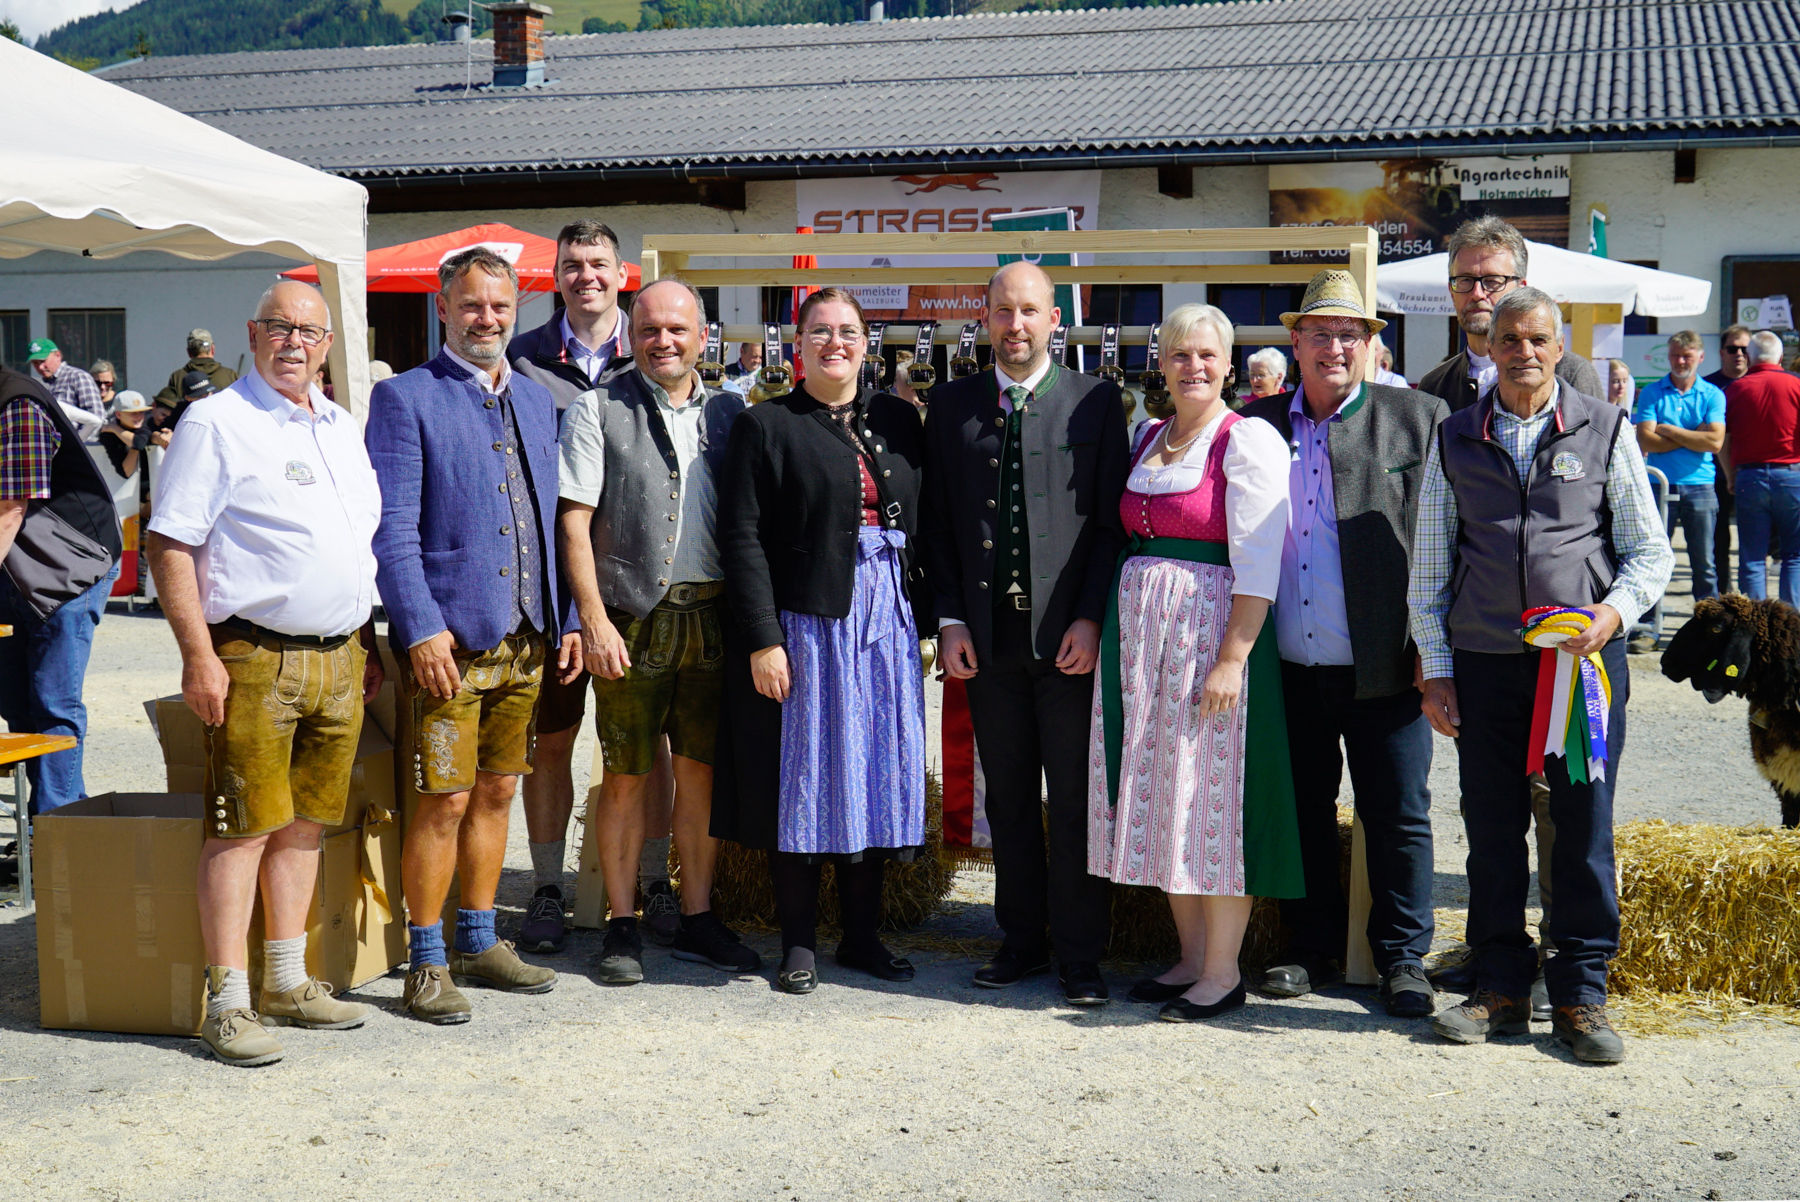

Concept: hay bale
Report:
left=707, top=770, right=959, bottom=933
left=1612, top=820, right=1800, bottom=1004
left=1105, top=807, right=1354, bottom=969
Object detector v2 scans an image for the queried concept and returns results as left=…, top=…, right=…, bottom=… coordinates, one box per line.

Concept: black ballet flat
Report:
left=1127, top=975, right=1198, bottom=1004
left=776, top=950, right=817, bottom=995
left=1158, top=980, right=1247, bottom=1023
left=835, top=942, right=916, bottom=982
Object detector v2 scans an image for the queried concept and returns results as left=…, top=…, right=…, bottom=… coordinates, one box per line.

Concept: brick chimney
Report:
left=491, top=2, right=551, bottom=88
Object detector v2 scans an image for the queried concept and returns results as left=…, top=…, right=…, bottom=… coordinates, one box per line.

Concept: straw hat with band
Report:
left=1279, top=269, right=1387, bottom=334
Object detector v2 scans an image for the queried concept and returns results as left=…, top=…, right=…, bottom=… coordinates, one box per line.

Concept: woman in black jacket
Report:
left=712, top=288, right=930, bottom=994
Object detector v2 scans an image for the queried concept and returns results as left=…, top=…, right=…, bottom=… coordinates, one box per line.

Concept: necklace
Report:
left=1161, top=419, right=1207, bottom=457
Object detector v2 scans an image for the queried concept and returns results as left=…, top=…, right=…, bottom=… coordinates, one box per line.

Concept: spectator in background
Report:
left=1725, top=330, right=1800, bottom=602
left=1705, top=325, right=1754, bottom=597
left=89, top=360, right=118, bottom=412
left=1372, top=335, right=1408, bottom=387
left=26, top=339, right=104, bottom=432
left=368, top=360, right=394, bottom=384
left=889, top=350, right=921, bottom=408
left=1634, top=330, right=1725, bottom=608
left=1607, top=359, right=1636, bottom=410
left=725, top=341, right=762, bottom=381
left=1244, top=347, right=1288, bottom=399
left=97, top=390, right=155, bottom=492
left=0, top=365, right=123, bottom=816
left=154, top=328, right=237, bottom=410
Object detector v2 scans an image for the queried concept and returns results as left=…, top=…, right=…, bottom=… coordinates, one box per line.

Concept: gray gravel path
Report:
left=1, top=581, right=1796, bottom=1201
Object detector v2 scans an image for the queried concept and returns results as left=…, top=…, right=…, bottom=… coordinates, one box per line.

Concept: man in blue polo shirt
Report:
left=1634, top=330, right=1726, bottom=614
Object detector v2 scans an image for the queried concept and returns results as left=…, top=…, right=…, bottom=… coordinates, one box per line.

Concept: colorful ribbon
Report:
left=1521, top=606, right=1612, bottom=783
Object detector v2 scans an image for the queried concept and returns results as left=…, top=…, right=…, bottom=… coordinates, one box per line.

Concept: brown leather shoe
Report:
left=1431, top=989, right=1531, bottom=1044
left=450, top=939, right=556, bottom=994
left=403, top=963, right=472, bottom=1025
left=200, top=1008, right=285, bottom=1067
left=1552, top=1003, right=1626, bottom=1064
left=259, top=979, right=369, bottom=1030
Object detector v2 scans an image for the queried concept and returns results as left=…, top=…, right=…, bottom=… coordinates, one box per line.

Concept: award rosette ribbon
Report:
left=1520, top=605, right=1613, bottom=783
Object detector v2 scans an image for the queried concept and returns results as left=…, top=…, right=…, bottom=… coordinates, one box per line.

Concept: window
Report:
left=1085, top=285, right=1163, bottom=374
left=0, top=311, right=28, bottom=372
left=47, top=308, right=127, bottom=384
left=1623, top=261, right=1660, bottom=337
left=1215, top=284, right=1305, bottom=379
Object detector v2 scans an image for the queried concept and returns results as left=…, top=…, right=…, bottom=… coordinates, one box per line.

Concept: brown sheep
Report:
left=1660, top=594, right=1800, bottom=827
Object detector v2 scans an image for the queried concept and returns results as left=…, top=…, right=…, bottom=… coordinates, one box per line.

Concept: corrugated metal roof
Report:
left=99, top=0, right=1800, bottom=180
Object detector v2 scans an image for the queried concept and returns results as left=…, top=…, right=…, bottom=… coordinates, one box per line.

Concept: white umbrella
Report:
left=1375, top=240, right=1711, bottom=318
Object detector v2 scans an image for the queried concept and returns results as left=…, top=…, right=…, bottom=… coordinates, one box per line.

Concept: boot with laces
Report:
left=1431, top=988, right=1531, bottom=1045
left=1553, top=1003, right=1626, bottom=1064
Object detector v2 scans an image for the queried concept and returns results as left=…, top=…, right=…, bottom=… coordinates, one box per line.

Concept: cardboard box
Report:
left=34, top=793, right=208, bottom=1036
left=147, top=684, right=396, bottom=834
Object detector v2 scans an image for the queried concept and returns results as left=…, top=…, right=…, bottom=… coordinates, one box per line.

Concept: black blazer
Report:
left=717, top=384, right=928, bottom=650
left=919, top=366, right=1128, bottom=663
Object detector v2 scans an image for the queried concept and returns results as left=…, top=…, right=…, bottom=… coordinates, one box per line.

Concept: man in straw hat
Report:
left=1408, top=287, right=1671, bottom=1063
left=1236, top=269, right=1448, bottom=1022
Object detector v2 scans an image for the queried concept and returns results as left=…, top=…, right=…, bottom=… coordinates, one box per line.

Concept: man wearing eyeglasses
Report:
left=1418, top=218, right=1603, bottom=413
left=556, top=278, right=758, bottom=986
left=367, top=247, right=576, bottom=1023
left=1237, top=269, right=1446, bottom=1021
left=1705, top=324, right=1755, bottom=594
left=147, top=281, right=382, bottom=1065
left=1722, top=330, right=1800, bottom=601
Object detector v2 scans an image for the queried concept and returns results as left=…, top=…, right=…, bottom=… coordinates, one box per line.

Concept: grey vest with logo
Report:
left=1438, top=385, right=1625, bottom=654
left=583, top=370, right=744, bottom=622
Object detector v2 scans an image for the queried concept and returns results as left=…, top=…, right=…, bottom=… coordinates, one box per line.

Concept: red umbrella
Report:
left=282, top=222, right=641, bottom=293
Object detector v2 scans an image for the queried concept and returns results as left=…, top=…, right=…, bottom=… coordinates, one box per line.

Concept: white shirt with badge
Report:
left=148, top=368, right=381, bottom=638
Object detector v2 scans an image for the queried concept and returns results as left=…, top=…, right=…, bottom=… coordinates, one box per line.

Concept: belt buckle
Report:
left=1010, top=593, right=1030, bottom=612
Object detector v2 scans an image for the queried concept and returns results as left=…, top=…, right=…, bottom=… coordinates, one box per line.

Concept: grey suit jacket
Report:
left=1238, top=382, right=1449, bottom=700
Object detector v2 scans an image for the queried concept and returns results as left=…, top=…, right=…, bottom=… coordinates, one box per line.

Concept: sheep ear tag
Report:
left=1726, top=664, right=1740, bottom=677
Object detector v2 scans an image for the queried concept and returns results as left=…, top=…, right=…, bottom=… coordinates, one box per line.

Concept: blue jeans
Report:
left=1735, top=464, right=1800, bottom=602
left=1277, top=663, right=1436, bottom=973
left=0, top=561, right=120, bottom=814
left=1666, top=483, right=1718, bottom=602
left=1452, top=641, right=1627, bottom=1006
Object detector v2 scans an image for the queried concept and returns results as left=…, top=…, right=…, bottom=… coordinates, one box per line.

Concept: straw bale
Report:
left=1612, top=820, right=1800, bottom=1005
left=708, top=771, right=958, bottom=932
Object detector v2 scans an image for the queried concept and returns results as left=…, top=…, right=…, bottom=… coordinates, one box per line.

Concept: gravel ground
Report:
left=2, top=564, right=1797, bottom=1201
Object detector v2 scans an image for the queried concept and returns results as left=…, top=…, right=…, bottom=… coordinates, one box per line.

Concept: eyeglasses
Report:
left=1448, top=274, right=1523, bottom=294
left=802, top=325, right=866, bottom=346
left=95, top=379, right=115, bottom=390
left=1722, top=344, right=1751, bottom=354
left=1300, top=329, right=1369, bottom=349
left=253, top=318, right=329, bottom=346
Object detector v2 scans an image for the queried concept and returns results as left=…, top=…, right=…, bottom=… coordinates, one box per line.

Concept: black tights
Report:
left=769, top=851, right=886, bottom=953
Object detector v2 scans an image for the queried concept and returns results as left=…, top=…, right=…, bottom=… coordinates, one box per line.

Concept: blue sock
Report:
left=454, top=908, right=498, bottom=955
left=408, top=921, right=447, bottom=971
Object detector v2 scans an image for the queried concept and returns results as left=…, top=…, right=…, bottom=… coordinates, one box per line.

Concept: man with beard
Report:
left=365, top=247, right=580, bottom=1024
left=557, top=279, right=757, bottom=985
left=921, top=261, right=1129, bottom=1005
left=1418, top=218, right=1602, bottom=413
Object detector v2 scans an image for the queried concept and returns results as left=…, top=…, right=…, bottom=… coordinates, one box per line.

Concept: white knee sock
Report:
left=530, top=840, right=566, bottom=892
left=206, top=967, right=251, bottom=1018
left=264, top=936, right=309, bottom=994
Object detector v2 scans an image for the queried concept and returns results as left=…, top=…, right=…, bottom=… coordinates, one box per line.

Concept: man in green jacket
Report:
left=153, top=328, right=237, bottom=409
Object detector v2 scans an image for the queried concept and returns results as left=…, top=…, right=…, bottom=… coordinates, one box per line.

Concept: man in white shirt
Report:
left=147, top=281, right=383, bottom=1067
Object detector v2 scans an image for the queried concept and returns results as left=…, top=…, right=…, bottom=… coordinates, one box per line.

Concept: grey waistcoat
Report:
left=585, top=371, right=744, bottom=622
left=1439, top=386, right=1624, bottom=654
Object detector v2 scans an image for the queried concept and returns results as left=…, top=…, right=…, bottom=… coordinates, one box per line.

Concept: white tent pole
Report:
left=314, top=257, right=372, bottom=422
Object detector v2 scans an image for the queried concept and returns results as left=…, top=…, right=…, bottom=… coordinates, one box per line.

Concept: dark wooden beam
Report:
left=365, top=174, right=747, bottom=214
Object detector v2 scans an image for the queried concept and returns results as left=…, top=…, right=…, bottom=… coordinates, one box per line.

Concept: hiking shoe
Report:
left=672, top=910, right=762, bottom=973
left=641, top=879, right=681, bottom=947
left=594, top=918, right=645, bottom=985
left=200, top=1008, right=285, bottom=1067
left=450, top=940, right=556, bottom=994
left=1553, top=1004, right=1626, bottom=1064
left=402, top=963, right=472, bottom=1025
left=1378, top=962, right=1435, bottom=1018
left=259, top=978, right=369, bottom=1029
left=1431, top=989, right=1531, bottom=1044
left=517, top=885, right=569, bottom=954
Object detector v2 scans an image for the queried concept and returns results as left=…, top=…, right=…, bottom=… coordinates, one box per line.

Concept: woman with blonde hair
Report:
left=1088, top=302, right=1302, bottom=1022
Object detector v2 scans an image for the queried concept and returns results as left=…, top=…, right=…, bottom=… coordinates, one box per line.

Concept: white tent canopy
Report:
left=0, top=40, right=370, bottom=415
left=1376, top=239, right=1712, bottom=319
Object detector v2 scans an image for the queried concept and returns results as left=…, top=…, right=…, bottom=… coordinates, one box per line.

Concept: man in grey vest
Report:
left=1238, top=270, right=1445, bottom=1020
left=557, top=278, right=758, bottom=985
left=1417, top=217, right=1602, bottom=413
left=1410, top=288, right=1672, bottom=1064
left=921, top=261, right=1129, bottom=1005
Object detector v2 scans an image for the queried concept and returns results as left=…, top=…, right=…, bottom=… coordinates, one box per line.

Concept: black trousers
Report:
left=963, top=607, right=1110, bottom=963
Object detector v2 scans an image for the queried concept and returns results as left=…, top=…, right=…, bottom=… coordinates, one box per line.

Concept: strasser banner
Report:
left=797, top=170, right=1101, bottom=321
left=1269, top=155, right=1571, bottom=264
